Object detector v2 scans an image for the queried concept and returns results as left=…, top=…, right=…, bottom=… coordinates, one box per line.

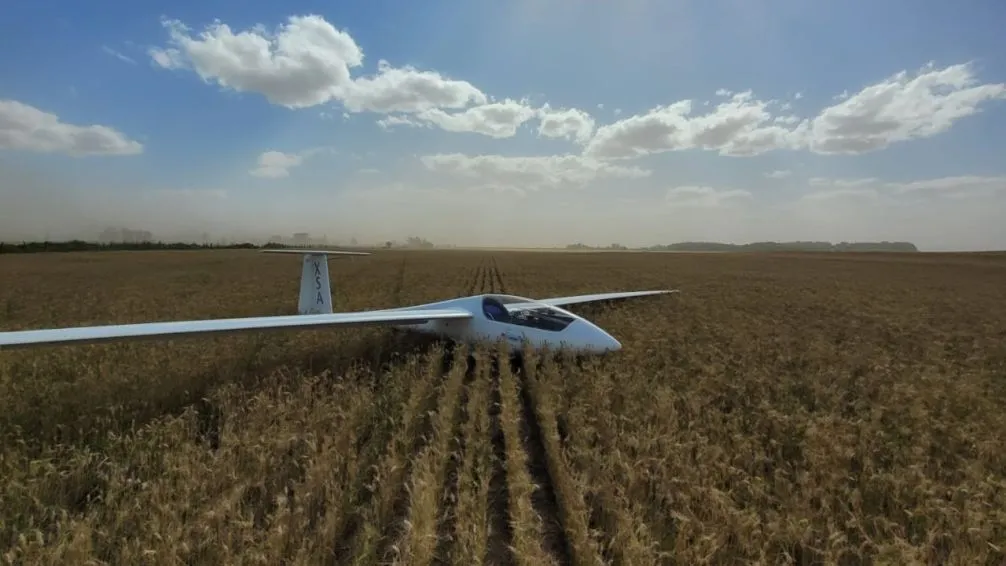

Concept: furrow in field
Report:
left=488, top=260, right=498, bottom=294
left=392, top=257, right=407, bottom=305
left=548, top=354, right=664, bottom=565
left=327, top=350, right=446, bottom=564
left=253, top=377, right=381, bottom=563
left=471, top=261, right=482, bottom=296
left=357, top=348, right=456, bottom=565
left=510, top=354, right=573, bottom=566
left=478, top=261, right=491, bottom=295
left=485, top=354, right=516, bottom=566
left=442, top=349, right=494, bottom=565
left=379, top=344, right=469, bottom=565
left=401, top=259, right=487, bottom=565
left=464, top=260, right=483, bottom=297
left=492, top=256, right=508, bottom=294
left=499, top=352, right=564, bottom=566
left=431, top=349, right=477, bottom=564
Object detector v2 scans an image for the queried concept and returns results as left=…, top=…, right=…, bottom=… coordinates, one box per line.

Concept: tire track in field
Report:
left=512, top=354, right=574, bottom=566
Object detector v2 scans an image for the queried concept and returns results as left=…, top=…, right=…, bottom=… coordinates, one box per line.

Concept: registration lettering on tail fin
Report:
left=300, top=253, right=331, bottom=314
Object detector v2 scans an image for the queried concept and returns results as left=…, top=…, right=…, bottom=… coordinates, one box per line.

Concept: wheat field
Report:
left=1, top=249, right=1005, bottom=565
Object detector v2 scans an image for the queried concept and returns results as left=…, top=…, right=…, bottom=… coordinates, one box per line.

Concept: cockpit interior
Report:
left=481, top=295, right=575, bottom=332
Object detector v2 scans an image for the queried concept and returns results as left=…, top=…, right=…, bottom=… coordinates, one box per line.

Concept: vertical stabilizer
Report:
left=260, top=249, right=372, bottom=314
left=299, top=253, right=333, bottom=314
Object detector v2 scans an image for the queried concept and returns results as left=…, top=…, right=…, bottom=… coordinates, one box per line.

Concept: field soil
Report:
left=1, top=249, right=1005, bottom=565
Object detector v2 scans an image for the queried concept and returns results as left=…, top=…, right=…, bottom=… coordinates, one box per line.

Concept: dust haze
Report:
left=2, top=161, right=1005, bottom=251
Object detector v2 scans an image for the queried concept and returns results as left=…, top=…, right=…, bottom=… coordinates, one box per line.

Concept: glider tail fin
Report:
left=261, top=249, right=371, bottom=314
left=298, top=253, right=334, bottom=315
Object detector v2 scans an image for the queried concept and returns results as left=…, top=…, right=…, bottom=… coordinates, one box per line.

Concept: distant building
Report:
left=292, top=232, right=309, bottom=246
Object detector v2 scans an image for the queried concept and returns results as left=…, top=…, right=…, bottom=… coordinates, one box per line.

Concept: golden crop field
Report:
left=1, top=249, right=1005, bottom=565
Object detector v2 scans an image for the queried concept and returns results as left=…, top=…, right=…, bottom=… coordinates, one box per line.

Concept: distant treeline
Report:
left=645, top=241, right=919, bottom=252
left=0, top=240, right=262, bottom=254
left=1, top=239, right=921, bottom=255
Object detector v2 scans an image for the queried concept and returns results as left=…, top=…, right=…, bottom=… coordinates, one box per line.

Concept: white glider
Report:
left=0, top=249, right=678, bottom=354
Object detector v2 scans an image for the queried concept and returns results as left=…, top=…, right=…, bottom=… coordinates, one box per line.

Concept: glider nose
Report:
left=573, top=320, right=621, bottom=354
left=598, top=328, right=622, bottom=353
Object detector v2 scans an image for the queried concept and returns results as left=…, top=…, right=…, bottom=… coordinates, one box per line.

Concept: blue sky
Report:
left=1, top=0, right=1005, bottom=249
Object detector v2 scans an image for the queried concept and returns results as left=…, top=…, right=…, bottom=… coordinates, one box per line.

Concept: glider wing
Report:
left=0, top=308, right=472, bottom=350
left=537, top=289, right=678, bottom=308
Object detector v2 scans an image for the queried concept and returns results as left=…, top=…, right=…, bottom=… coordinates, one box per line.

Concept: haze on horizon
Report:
left=2, top=0, right=1005, bottom=252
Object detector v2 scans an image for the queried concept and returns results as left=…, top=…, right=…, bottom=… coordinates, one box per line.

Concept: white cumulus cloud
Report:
left=584, top=92, right=806, bottom=159
left=249, top=147, right=334, bottom=178
left=808, top=62, right=1006, bottom=154
left=149, top=16, right=488, bottom=116
left=0, top=99, right=143, bottom=156
left=583, top=62, right=1006, bottom=160
left=414, top=99, right=539, bottom=139
left=147, top=14, right=608, bottom=143
left=421, top=153, right=650, bottom=192
left=150, top=15, right=363, bottom=109
left=665, top=186, right=753, bottom=207
left=250, top=151, right=303, bottom=178
left=376, top=114, right=427, bottom=130
left=341, top=60, right=487, bottom=114
left=536, top=104, right=596, bottom=144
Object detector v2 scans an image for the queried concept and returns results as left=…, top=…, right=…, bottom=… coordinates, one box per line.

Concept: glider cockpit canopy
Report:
left=480, top=294, right=576, bottom=332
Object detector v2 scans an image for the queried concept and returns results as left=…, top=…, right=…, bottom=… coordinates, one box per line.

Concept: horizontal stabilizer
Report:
left=261, top=249, right=370, bottom=256
left=0, top=308, right=471, bottom=350
left=261, top=248, right=371, bottom=314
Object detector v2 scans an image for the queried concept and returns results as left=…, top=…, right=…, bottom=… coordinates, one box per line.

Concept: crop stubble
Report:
left=1, top=249, right=1005, bottom=565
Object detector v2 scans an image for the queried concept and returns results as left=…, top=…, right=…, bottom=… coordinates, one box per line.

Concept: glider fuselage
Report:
left=386, top=294, right=622, bottom=355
